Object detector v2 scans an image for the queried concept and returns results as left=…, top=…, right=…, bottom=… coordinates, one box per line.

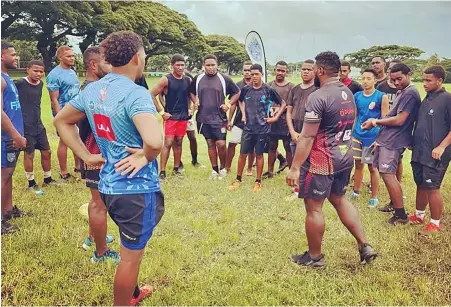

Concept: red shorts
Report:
left=164, top=119, right=188, bottom=137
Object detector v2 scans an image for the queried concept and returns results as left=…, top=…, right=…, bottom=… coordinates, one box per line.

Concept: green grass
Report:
left=1, top=77, right=451, bottom=305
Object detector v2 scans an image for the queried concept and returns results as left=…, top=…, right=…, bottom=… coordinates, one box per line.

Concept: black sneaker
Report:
left=1, top=219, right=18, bottom=235
left=388, top=214, right=409, bottom=225
left=379, top=202, right=394, bottom=213
left=4, top=206, right=32, bottom=220
left=359, top=243, right=378, bottom=264
left=277, top=161, right=288, bottom=174
left=159, top=172, right=166, bottom=180
left=192, top=161, right=206, bottom=168
left=74, top=168, right=81, bottom=173
left=262, top=172, right=274, bottom=179
left=60, top=173, right=76, bottom=181
left=291, top=251, right=326, bottom=268
left=42, top=178, right=60, bottom=187
left=172, top=170, right=183, bottom=178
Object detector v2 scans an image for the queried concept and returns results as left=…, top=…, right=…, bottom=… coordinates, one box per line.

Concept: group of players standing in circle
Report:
left=2, top=29, right=450, bottom=305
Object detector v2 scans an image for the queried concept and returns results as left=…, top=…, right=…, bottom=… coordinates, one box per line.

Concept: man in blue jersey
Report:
left=1, top=41, right=29, bottom=234
left=47, top=46, right=80, bottom=180
left=54, top=31, right=164, bottom=306
left=350, top=69, right=389, bottom=208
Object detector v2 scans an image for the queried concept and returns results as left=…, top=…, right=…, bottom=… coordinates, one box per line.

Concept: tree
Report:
left=344, top=45, right=424, bottom=70
left=2, top=1, right=97, bottom=72
left=147, top=55, right=170, bottom=72
left=205, top=35, right=249, bottom=74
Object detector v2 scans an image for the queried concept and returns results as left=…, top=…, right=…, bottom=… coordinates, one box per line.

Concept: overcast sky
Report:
left=163, top=0, right=451, bottom=64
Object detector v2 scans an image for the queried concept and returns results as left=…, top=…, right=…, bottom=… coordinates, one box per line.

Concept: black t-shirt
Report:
left=287, top=84, right=317, bottom=132
left=377, top=80, right=398, bottom=110
left=239, top=83, right=281, bottom=134
left=376, top=85, right=421, bottom=149
left=268, top=80, right=294, bottom=136
left=375, top=78, right=386, bottom=89
left=412, top=88, right=451, bottom=168
left=135, top=75, right=149, bottom=89
left=233, top=79, right=251, bottom=129
left=14, top=78, right=44, bottom=136
left=189, top=72, right=239, bottom=124
left=348, top=80, right=363, bottom=95
left=303, top=81, right=356, bottom=175
left=165, top=74, right=191, bottom=120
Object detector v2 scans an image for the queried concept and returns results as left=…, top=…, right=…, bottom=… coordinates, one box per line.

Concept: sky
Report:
left=162, top=0, right=451, bottom=64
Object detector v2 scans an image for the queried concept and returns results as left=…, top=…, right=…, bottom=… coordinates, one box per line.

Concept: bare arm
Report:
left=291, top=122, right=320, bottom=171
left=132, top=113, right=163, bottom=162
left=1, top=78, right=24, bottom=145
left=150, top=77, right=168, bottom=114
left=53, top=104, right=98, bottom=164
left=286, top=105, right=297, bottom=139
left=375, top=111, right=410, bottom=127
left=239, top=100, right=246, bottom=123
left=381, top=94, right=389, bottom=118
left=432, top=131, right=451, bottom=160
left=49, top=90, right=61, bottom=114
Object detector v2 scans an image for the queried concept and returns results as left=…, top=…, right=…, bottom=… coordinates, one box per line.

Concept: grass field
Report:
left=1, top=76, right=451, bottom=305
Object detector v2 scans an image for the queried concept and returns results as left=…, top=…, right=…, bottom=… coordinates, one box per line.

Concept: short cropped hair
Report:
left=424, top=65, right=446, bottom=80
left=340, top=60, right=351, bottom=69
left=362, top=68, right=377, bottom=77
left=304, top=59, right=314, bottom=64
left=100, top=31, right=144, bottom=67
left=83, top=46, right=101, bottom=68
left=275, top=60, right=288, bottom=67
left=27, top=60, right=44, bottom=68
left=390, top=63, right=411, bottom=75
left=171, top=54, right=185, bottom=65
left=203, top=54, right=218, bottom=64
left=250, top=64, right=263, bottom=73
left=1, top=40, right=13, bottom=52
left=315, top=51, right=341, bottom=75
left=57, top=46, right=72, bottom=58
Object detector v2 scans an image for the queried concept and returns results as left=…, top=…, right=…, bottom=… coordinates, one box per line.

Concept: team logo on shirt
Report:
left=428, top=109, right=434, bottom=116
left=369, top=102, right=376, bottom=110
left=305, top=111, right=319, bottom=119
left=88, top=100, right=95, bottom=110
left=341, top=91, right=348, bottom=100
left=94, top=114, right=116, bottom=141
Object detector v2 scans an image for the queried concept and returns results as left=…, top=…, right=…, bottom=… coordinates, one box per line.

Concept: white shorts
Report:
left=186, top=119, right=195, bottom=132
left=229, top=126, right=243, bottom=144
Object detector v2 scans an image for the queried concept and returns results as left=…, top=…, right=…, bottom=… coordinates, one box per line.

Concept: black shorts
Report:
left=240, top=132, right=269, bottom=155
left=373, top=146, right=404, bottom=174
left=100, top=191, right=165, bottom=250
left=197, top=122, right=227, bottom=141
left=24, top=129, right=50, bottom=153
left=299, top=168, right=352, bottom=199
left=1, top=140, right=20, bottom=168
left=80, top=160, right=100, bottom=189
left=411, top=161, right=448, bottom=190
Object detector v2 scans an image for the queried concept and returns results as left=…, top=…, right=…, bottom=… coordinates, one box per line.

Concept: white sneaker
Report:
left=218, top=168, right=227, bottom=180
left=209, top=170, right=220, bottom=180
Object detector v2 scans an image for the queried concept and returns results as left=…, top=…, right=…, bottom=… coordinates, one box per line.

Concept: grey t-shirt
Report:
left=376, top=84, right=421, bottom=149
left=268, top=80, right=294, bottom=136
left=189, top=72, right=239, bottom=125
left=287, top=84, right=317, bottom=132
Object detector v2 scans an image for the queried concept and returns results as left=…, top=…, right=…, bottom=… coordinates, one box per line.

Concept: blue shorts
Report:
left=1, top=140, right=20, bottom=168
left=100, top=192, right=165, bottom=250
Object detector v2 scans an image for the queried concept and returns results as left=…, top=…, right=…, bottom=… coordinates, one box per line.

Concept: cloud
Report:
left=163, top=0, right=451, bottom=63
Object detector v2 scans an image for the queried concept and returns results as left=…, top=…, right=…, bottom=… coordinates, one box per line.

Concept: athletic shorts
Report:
left=411, top=161, right=448, bottom=190
left=100, top=191, right=165, bottom=250
left=1, top=140, right=20, bottom=169
left=373, top=146, right=403, bottom=174
left=197, top=122, right=227, bottom=141
left=299, top=168, right=352, bottom=199
left=186, top=119, right=195, bottom=132
left=80, top=160, right=100, bottom=189
left=24, top=129, right=50, bottom=153
left=240, top=132, right=269, bottom=155
left=229, top=126, right=243, bottom=144
left=164, top=119, right=188, bottom=137
left=352, top=138, right=374, bottom=164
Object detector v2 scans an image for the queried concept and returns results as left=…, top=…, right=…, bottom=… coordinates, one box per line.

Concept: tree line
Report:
left=2, top=1, right=450, bottom=81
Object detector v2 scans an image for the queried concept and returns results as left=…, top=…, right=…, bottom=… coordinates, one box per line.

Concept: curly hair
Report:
left=100, top=31, right=143, bottom=67
left=315, top=51, right=341, bottom=75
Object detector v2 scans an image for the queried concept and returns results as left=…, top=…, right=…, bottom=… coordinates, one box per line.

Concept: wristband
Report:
left=159, top=110, right=165, bottom=116
left=371, top=119, right=378, bottom=127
